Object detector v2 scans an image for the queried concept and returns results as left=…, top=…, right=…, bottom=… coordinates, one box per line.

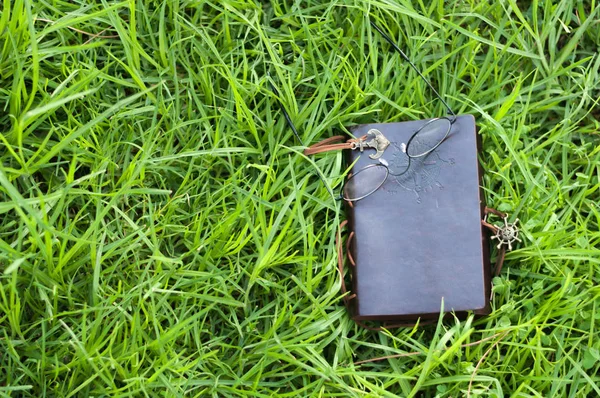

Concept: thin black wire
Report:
left=268, top=78, right=305, bottom=146
left=369, top=19, right=456, bottom=119
left=268, top=77, right=338, bottom=199
left=269, top=19, right=457, bottom=202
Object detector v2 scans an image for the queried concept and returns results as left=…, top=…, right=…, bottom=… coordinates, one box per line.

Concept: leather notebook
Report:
left=345, top=114, right=491, bottom=321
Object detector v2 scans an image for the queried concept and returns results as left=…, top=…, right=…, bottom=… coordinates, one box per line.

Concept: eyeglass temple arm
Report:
left=369, top=20, right=456, bottom=119
left=268, top=77, right=339, bottom=198
left=268, top=78, right=305, bottom=146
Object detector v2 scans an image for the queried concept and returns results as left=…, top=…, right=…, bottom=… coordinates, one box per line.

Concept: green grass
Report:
left=1, top=0, right=600, bottom=396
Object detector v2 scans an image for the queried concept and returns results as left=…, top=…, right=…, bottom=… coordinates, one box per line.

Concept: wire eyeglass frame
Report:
left=270, top=18, right=458, bottom=202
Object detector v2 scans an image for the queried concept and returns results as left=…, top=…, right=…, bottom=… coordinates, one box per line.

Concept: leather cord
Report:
left=303, top=135, right=366, bottom=156
left=482, top=206, right=507, bottom=219
left=481, top=206, right=508, bottom=277
left=337, top=220, right=354, bottom=307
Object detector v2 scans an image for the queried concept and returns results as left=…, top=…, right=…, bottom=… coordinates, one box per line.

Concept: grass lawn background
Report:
left=1, top=0, right=600, bottom=396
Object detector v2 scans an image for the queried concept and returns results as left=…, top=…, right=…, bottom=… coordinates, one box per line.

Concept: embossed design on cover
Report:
left=386, top=142, right=455, bottom=202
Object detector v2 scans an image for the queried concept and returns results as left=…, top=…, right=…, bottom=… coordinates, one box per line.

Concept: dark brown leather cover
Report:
left=345, top=115, right=491, bottom=321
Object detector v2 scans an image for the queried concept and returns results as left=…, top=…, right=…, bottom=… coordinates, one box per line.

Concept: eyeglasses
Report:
left=341, top=118, right=454, bottom=202
left=271, top=18, right=457, bottom=202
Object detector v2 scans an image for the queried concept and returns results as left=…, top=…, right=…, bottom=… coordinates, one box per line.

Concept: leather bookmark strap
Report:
left=304, top=135, right=366, bottom=156
left=493, top=248, right=507, bottom=276
left=481, top=206, right=507, bottom=276
left=483, top=206, right=507, bottom=219
left=337, top=220, right=353, bottom=307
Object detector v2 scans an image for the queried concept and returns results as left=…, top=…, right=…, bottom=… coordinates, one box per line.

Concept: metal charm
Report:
left=490, top=216, right=521, bottom=251
left=351, top=129, right=390, bottom=159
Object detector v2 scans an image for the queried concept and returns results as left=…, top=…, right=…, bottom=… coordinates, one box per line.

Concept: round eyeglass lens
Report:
left=341, top=164, right=389, bottom=202
left=406, top=118, right=452, bottom=158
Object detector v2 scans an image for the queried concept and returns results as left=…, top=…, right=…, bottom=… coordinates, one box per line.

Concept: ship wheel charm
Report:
left=482, top=207, right=521, bottom=276
left=490, top=216, right=521, bottom=251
